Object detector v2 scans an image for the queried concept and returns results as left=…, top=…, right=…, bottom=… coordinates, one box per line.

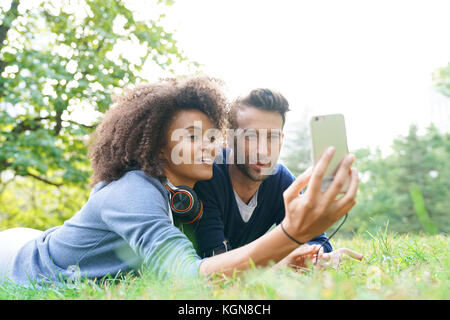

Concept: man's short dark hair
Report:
left=228, top=88, right=290, bottom=129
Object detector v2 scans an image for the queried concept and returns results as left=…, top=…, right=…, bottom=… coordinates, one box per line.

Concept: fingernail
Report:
left=346, top=154, right=355, bottom=163
left=327, top=146, right=336, bottom=155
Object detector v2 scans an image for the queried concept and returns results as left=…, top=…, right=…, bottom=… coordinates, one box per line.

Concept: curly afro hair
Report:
left=88, top=76, right=228, bottom=187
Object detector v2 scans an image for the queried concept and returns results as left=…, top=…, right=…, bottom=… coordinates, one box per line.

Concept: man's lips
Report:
left=250, top=162, right=271, bottom=170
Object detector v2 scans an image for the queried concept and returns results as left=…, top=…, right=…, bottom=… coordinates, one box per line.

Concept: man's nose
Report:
left=258, top=135, right=270, bottom=155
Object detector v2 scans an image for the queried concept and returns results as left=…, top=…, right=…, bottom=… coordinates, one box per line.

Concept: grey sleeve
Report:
left=99, top=175, right=204, bottom=279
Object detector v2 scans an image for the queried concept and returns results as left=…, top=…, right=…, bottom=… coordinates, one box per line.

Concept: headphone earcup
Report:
left=169, top=185, right=203, bottom=224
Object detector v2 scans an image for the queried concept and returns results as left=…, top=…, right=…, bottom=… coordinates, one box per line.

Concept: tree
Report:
left=280, top=120, right=311, bottom=177
left=433, top=62, right=450, bottom=98
left=0, top=0, right=187, bottom=187
left=282, top=123, right=450, bottom=236
left=280, top=109, right=314, bottom=177
left=0, top=0, right=194, bottom=229
left=345, top=125, right=450, bottom=235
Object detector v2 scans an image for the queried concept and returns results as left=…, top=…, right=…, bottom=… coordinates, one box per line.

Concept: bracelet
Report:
left=280, top=222, right=305, bottom=246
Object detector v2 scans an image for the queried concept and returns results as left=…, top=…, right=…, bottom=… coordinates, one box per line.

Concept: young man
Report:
left=193, top=89, right=334, bottom=259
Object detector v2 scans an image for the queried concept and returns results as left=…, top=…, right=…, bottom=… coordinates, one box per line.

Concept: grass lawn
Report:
left=0, top=231, right=448, bottom=300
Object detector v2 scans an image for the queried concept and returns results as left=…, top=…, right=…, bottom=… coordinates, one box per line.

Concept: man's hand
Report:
left=281, top=146, right=359, bottom=243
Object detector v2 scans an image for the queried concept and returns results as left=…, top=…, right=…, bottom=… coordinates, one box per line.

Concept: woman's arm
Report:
left=199, top=224, right=298, bottom=276
left=200, top=147, right=359, bottom=277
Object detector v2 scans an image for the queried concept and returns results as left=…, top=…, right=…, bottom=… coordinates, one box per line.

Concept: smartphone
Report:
left=309, top=113, right=350, bottom=193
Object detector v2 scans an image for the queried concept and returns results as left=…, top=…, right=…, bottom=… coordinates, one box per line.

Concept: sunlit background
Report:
left=9, top=0, right=450, bottom=153
left=140, top=0, right=450, bottom=156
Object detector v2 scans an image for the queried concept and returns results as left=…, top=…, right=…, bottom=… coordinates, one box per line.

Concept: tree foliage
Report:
left=282, top=120, right=449, bottom=236
left=0, top=0, right=185, bottom=187
left=0, top=0, right=190, bottom=228
left=340, top=125, right=449, bottom=235
left=280, top=119, right=312, bottom=177
left=433, top=62, right=450, bottom=98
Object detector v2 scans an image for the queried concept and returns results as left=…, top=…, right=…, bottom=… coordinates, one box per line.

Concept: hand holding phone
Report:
left=309, top=114, right=350, bottom=193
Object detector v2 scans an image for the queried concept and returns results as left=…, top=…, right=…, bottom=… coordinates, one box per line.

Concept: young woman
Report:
left=0, top=76, right=359, bottom=286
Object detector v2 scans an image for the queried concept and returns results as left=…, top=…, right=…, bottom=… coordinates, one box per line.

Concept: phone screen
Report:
left=309, top=114, right=349, bottom=192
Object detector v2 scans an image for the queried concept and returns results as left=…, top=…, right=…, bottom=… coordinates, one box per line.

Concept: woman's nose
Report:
left=202, top=138, right=215, bottom=153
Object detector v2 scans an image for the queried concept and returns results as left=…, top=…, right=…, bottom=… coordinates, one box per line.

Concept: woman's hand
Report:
left=314, top=247, right=363, bottom=269
left=275, top=244, right=320, bottom=271
left=276, top=244, right=364, bottom=271
left=281, top=146, right=359, bottom=244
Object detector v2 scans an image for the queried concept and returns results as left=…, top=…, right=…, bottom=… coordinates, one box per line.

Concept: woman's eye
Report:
left=189, top=135, right=200, bottom=140
left=209, top=136, right=216, bottom=143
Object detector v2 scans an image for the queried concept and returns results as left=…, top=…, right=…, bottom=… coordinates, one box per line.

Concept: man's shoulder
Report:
left=194, top=162, right=229, bottom=193
left=268, top=163, right=296, bottom=183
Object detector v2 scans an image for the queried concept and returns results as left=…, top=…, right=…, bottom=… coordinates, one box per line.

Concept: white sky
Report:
left=140, top=0, right=450, bottom=155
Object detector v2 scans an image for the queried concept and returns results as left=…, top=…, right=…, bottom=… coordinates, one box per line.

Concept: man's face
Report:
left=230, top=105, right=284, bottom=182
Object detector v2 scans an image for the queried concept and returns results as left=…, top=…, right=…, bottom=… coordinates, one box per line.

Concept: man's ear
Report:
left=280, top=132, right=285, bottom=150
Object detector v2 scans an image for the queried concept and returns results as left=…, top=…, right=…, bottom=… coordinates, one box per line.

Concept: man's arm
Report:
left=306, top=233, right=333, bottom=252
left=275, top=217, right=333, bottom=252
left=278, top=164, right=333, bottom=253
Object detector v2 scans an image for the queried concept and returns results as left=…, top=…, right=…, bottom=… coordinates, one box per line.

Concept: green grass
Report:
left=0, top=232, right=448, bottom=300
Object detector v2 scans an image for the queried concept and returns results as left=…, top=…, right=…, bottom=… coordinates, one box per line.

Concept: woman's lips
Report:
left=197, top=158, right=213, bottom=165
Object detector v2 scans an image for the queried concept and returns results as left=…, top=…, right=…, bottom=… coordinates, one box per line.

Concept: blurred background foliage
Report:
left=0, top=0, right=449, bottom=236
left=281, top=116, right=450, bottom=237
left=0, top=0, right=190, bottom=229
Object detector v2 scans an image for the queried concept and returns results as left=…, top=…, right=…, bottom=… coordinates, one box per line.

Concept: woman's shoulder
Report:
left=92, top=170, right=169, bottom=207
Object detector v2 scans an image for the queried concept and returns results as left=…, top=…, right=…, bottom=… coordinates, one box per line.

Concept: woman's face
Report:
left=162, top=109, right=220, bottom=188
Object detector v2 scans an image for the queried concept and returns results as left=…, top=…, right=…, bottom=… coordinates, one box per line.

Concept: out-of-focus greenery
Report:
left=281, top=119, right=311, bottom=178
left=433, top=62, right=450, bottom=97
left=282, top=124, right=450, bottom=236
left=0, top=0, right=191, bottom=229
left=348, top=125, right=449, bottom=236
left=0, top=176, right=90, bottom=230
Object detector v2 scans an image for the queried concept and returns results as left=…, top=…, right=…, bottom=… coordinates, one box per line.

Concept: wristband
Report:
left=280, top=222, right=305, bottom=246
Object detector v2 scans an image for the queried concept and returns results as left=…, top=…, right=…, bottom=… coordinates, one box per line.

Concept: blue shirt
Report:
left=11, top=170, right=203, bottom=286
left=193, top=149, right=332, bottom=257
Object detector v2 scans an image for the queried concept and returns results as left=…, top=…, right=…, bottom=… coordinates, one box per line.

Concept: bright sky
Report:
left=4, top=0, right=449, bottom=156
left=140, top=0, right=450, bottom=155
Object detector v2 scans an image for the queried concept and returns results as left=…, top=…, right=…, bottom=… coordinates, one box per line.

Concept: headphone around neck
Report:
left=164, top=180, right=203, bottom=225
